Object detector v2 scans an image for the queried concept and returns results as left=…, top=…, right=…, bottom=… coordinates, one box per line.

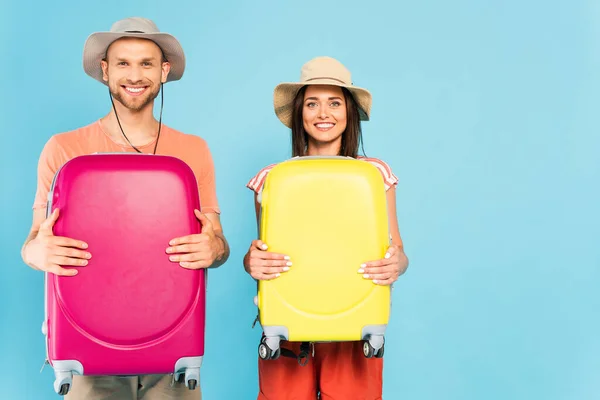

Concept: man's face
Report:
left=101, top=37, right=170, bottom=112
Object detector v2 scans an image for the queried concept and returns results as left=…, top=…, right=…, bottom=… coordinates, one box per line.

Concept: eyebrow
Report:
left=114, top=57, right=158, bottom=62
left=304, top=96, right=343, bottom=101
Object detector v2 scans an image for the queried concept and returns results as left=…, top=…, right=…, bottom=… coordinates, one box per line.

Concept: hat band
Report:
left=304, top=77, right=349, bottom=85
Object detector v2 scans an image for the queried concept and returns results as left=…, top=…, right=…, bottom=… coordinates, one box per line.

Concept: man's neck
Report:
left=101, top=103, right=159, bottom=147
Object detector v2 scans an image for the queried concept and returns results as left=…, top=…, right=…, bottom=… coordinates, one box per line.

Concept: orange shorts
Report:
left=257, top=341, right=383, bottom=400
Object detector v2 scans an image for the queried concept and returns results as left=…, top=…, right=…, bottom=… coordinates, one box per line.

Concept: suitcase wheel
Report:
left=258, top=341, right=281, bottom=360
left=363, top=341, right=375, bottom=358
left=179, top=367, right=200, bottom=390
left=363, top=340, right=385, bottom=359
left=259, top=336, right=282, bottom=360
left=258, top=342, right=272, bottom=360
left=54, top=370, right=74, bottom=396
left=375, top=343, right=385, bottom=358
left=272, top=347, right=281, bottom=360
left=58, top=383, right=70, bottom=396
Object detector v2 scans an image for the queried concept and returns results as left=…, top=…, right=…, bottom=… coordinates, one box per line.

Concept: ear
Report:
left=101, top=60, right=109, bottom=82
left=161, top=61, right=171, bottom=83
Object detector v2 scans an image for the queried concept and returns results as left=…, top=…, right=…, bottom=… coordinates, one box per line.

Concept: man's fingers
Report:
left=51, top=237, right=89, bottom=250
left=166, top=243, right=205, bottom=254
left=54, top=246, right=91, bottom=260
left=178, top=260, right=211, bottom=270
left=39, top=208, right=59, bottom=234
left=50, top=255, right=89, bottom=267
left=169, top=234, right=205, bottom=246
left=194, top=210, right=214, bottom=232
left=169, top=210, right=215, bottom=247
left=47, top=264, right=78, bottom=276
left=169, top=252, right=205, bottom=263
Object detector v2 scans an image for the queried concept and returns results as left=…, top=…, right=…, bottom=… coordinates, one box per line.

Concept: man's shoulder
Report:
left=49, top=121, right=102, bottom=147
left=39, top=121, right=101, bottom=157
left=163, top=125, right=209, bottom=149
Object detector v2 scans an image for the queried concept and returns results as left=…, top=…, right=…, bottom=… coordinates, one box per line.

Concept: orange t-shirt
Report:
left=33, top=120, right=220, bottom=214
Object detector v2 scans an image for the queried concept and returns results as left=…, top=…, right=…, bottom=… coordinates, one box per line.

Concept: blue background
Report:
left=1, top=0, right=599, bottom=399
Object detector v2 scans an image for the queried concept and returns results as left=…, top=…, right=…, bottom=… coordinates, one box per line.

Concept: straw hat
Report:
left=273, top=56, right=372, bottom=128
left=82, top=17, right=185, bottom=85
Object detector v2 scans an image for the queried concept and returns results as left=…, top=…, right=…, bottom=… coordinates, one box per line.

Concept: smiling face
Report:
left=100, top=37, right=170, bottom=112
left=301, top=85, right=348, bottom=152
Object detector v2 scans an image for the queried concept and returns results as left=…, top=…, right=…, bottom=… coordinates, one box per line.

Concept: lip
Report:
left=314, top=122, right=336, bottom=132
left=122, top=86, right=148, bottom=97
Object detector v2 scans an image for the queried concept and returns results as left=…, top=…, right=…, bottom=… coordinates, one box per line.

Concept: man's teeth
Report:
left=126, top=87, right=145, bottom=93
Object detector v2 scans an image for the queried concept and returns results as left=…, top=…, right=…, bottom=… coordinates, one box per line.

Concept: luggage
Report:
left=255, top=156, right=390, bottom=362
left=42, top=153, right=206, bottom=395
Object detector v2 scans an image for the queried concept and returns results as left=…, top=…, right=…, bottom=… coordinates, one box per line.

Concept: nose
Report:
left=127, top=65, right=144, bottom=84
left=319, top=106, right=329, bottom=119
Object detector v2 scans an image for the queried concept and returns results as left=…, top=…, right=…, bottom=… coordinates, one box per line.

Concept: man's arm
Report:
left=21, top=208, right=46, bottom=270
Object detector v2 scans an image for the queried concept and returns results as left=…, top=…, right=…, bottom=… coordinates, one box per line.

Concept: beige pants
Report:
left=65, top=374, right=201, bottom=400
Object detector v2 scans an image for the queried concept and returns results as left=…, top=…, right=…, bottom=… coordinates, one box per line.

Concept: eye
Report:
left=330, top=101, right=341, bottom=107
left=117, top=61, right=128, bottom=66
left=306, top=102, right=318, bottom=108
left=142, top=62, right=153, bottom=67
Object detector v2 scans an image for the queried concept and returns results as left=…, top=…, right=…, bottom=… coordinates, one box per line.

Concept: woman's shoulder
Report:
left=357, top=156, right=399, bottom=190
left=246, top=163, right=278, bottom=194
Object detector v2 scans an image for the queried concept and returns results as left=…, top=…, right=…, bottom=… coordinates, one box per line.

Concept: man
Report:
left=21, top=17, right=229, bottom=399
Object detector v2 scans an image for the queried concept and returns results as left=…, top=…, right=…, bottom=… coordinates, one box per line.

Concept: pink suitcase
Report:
left=42, top=153, right=206, bottom=396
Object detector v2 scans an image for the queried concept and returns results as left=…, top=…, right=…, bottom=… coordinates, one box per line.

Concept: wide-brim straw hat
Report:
left=273, top=56, right=372, bottom=128
left=83, top=17, right=185, bottom=85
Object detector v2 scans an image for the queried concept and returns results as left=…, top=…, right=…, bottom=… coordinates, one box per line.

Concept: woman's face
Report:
left=302, top=85, right=347, bottom=151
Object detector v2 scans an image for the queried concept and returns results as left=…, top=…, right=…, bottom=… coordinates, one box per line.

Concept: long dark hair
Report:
left=291, top=86, right=365, bottom=158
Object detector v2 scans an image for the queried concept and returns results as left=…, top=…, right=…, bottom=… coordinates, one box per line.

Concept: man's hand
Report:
left=23, top=208, right=91, bottom=276
left=166, top=209, right=225, bottom=269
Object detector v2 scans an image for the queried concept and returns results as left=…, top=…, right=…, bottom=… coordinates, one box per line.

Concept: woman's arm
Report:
left=360, top=186, right=409, bottom=285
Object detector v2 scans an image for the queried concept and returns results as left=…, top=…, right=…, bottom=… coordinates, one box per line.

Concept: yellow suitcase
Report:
left=256, top=156, right=391, bottom=362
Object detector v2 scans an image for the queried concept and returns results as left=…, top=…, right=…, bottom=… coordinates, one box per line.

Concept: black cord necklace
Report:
left=109, top=83, right=164, bottom=155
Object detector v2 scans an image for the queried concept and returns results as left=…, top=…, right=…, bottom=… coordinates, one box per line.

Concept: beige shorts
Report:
left=64, top=374, right=201, bottom=400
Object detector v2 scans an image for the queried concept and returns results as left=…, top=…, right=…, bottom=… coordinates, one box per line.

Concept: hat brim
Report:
left=83, top=32, right=185, bottom=85
left=273, top=78, right=372, bottom=128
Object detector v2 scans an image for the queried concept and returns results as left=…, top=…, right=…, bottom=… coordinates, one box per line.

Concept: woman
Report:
left=243, top=56, right=409, bottom=400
